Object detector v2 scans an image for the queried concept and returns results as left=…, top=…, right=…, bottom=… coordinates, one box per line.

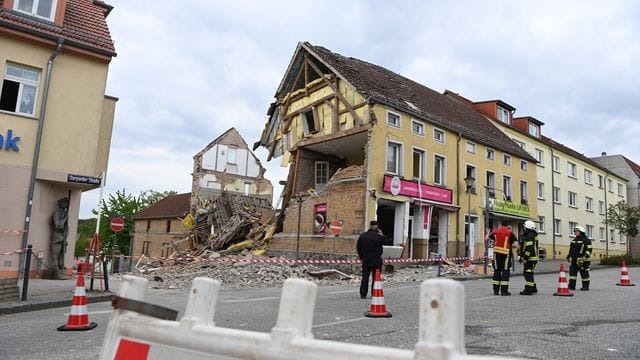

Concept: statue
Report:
left=49, top=197, right=69, bottom=279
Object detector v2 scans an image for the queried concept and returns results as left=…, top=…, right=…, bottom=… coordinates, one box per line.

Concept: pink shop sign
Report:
left=382, top=175, right=453, bottom=204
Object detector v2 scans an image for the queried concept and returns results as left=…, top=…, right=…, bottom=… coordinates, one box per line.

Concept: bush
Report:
left=599, top=255, right=639, bottom=266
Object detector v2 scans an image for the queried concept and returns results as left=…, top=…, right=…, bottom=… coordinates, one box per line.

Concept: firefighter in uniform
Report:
left=486, top=220, right=518, bottom=296
left=518, top=220, right=539, bottom=295
left=567, top=225, right=593, bottom=290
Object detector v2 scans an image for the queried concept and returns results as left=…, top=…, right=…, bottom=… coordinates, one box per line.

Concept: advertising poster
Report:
left=314, top=204, right=327, bottom=235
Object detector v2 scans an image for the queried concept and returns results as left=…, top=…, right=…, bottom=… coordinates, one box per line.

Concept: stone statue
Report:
left=49, top=197, right=69, bottom=279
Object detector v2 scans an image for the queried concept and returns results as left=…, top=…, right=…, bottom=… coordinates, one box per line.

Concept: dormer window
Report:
left=528, top=122, right=540, bottom=137
left=14, top=0, right=57, bottom=21
left=497, top=106, right=510, bottom=124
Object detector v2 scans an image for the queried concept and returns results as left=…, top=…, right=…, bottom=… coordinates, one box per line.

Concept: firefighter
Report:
left=518, top=220, right=539, bottom=295
left=567, top=225, right=593, bottom=291
left=486, top=220, right=518, bottom=296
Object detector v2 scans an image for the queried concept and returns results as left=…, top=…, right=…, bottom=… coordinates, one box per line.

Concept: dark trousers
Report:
left=569, top=260, right=590, bottom=289
left=492, top=253, right=512, bottom=294
left=523, top=261, right=537, bottom=293
left=360, top=263, right=380, bottom=298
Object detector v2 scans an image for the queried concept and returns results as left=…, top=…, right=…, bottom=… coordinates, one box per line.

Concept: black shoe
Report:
left=519, top=291, right=533, bottom=295
left=360, top=296, right=367, bottom=299
left=579, top=288, right=589, bottom=291
left=568, top=287, right=576, bottom=291
left=494, top=291, right=500, bottom=296
left=501, top=292, right=511, bottom=296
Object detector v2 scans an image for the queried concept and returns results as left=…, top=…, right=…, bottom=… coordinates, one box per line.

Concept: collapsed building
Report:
left=255, top=42, right=537, bottom=259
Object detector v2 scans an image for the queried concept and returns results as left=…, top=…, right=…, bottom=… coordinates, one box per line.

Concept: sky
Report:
left=80, top=0, right=640, bottom=218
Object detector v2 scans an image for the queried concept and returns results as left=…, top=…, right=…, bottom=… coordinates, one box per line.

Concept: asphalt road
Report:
left=0, top=267, right=638, bottom=360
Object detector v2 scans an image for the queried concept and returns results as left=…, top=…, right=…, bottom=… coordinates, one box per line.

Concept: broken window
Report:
left=302, top=109, right=318, bottom=135
left=315, top=161, right=329, bottom=191
left=0, top=63, right=40, bottom=115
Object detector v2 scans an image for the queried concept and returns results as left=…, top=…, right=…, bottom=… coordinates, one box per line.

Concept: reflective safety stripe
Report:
left=582, top=277, right=590, bottom=281
left=525, top=269, right=532, bottom=273
left=500, top=281, right=509, bottom=285
left=569, top=276, right=577, bottom=279
left=492, top=280, right=500, bottom=285
left=526, top=282, right=535, bottom=286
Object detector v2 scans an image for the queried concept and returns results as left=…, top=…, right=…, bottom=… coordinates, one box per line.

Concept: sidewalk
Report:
left=0, top=274, right=121, bottom=315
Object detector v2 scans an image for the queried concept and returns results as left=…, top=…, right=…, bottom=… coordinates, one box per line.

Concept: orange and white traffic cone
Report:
left=365, top=269, right=392, bottom=318
left=553, top=263, right=574, bottom=297
left=57, top=270, right=97, bottom=331
left=616, top=260, right=635, bottom=286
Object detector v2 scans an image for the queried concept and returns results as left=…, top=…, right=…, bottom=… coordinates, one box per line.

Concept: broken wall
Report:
left=132, top=219, right=190, bottom=258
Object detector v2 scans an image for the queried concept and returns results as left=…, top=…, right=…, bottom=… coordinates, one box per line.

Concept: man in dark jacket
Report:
left=357, top=220, right=384, bottom=299
left=518, top=220, right=539, bottom=295
left=567, top=225, right=593, bottom=290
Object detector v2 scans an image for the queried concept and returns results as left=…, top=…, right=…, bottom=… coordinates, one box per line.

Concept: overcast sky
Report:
left=79, top=0, right=640, bottom=218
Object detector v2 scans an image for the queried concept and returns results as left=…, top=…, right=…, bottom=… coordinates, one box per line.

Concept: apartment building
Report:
left=0, top=0, right=117, bottom=278
left=256, top=42, right=536, bottom=259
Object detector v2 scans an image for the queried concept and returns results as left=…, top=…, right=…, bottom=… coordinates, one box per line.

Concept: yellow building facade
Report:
left=0, top=0, right=117, bottom=278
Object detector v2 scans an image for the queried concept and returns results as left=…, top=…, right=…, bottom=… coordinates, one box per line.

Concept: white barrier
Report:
left=100, top=276, right=519, bottom=360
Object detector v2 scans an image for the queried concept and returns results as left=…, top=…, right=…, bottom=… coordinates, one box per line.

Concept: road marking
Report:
left=222, top=296, right=280, bottom=303
left=312, top=317, right=366, bottom=328
left=326, top=284, right=420, bottom=295
left=326, top=289, right=358, bottom=294
left=471, top=296, right=496, bottom=301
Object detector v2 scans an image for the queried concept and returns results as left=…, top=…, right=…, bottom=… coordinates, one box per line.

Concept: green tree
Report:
left=92, top=189, right=143, bottom=256
left=139, top=189, right=178, bottom=210
left=74, top=218, right=97, bottom=257
left=604, top=201, right=640, bottom=254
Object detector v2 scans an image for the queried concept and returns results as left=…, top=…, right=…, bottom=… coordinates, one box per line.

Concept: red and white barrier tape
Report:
left=0, top=229, right=25, bottom=235
left=0, top=248, right=28, bottom=256
left=117, top=255, right=491, bottom=265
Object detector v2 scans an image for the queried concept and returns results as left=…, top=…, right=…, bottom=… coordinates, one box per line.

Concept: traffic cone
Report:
left=365, top=269, right=392, bottom=318
left=616, top=260, right=635, bottom=286
left=553, top=263, right=574, bottom=297
left=57, top=271, right=98, bottom=331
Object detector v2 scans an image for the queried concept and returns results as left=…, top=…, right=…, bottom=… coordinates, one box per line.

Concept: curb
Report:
left=0, top=293, right=114, bottom=315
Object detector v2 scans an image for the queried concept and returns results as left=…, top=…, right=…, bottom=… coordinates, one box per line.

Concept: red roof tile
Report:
left=0, top=0, right=115, bottom=56
left=134, top=193, right=191, bottom=220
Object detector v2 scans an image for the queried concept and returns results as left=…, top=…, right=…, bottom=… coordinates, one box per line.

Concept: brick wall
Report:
left=132, top=218, right=190, bottom=258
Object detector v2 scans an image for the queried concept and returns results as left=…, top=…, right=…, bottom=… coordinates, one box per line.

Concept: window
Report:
left=14, top=0, right=56, bottom=21
left=620, top=233, right=626, bottom=244
left=244, top=183, right=251, bottom=195
left=486, top=148, right=495, bottom=161
left=553, top=187, right=561, bottom=203
left=538, top=216, right=545, bottom=233
left=411, top=120, right=424, bottom=136
left=166, top=220, right=171, bottom=233
left=466, top=165, right=476, bottom=192
left=227, top=147, right=237, bottom=164
left=434, top=155, right=445, bottom=185
left=598, top=175, right=604, bottom=189
left=513, top=139, right=525, bottom=149
left=486, top=171, right=496, bottom=198
left=584, top=169, right=592, bottom=185
left=412, top=148, right=425, bottom=180
left=520, top=180, right=528, bottom=204
left=552, top=156, right=560, bottom=172
left=599, top=200, right=605, bottom=215
left=466, top=141, right=476, bottom=154
left=315, top=161, right=329, bottom=190
left=568, top=191, right=577, bottom=207
left=567, top=162, right=577, bottom=178
left=618, top=183, right=624, bottom=196
left=608, top=179, right=613, bottom=193
left=387, top=111, right=401, bottom=128
left=528, top=123, right=539, bottom=137
left=535, top=149, right=544, bottom=165
left=161, top=243, right=171, bottom=258
left=502, top=175, right=512, bottom=200
left=610, top=229, right=615, bottom=243
left=520, top=160, right=528, bottom=171
left=0, top=63, right=40, bottom=116
left=569, top=221, right=577, bottom=236
left=586, top=225, right=594, bottom=240
left=503, top=154, right=511, bottom=166
left=585, top=197, right=593, bottom=212
left=599, top=227, right=605, bottom=242
left=554, top=219, right=561, bottom=236
left=433, top=128, right=445, bottom=144
left=142, top=241, right=150, bottom=256
left=497, top=106, right=510, bottom=124
left=146, top=220, right=151, bottom=233
left=537, top=182, right=545, bottom=199
left=386, top=142, right=402, bottom=174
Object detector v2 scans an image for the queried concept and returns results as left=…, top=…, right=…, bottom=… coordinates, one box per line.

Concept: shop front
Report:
left=484, top=198, right=531, bottom=258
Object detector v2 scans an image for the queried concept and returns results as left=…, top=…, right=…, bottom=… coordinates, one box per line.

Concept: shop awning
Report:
left=412, top=198, right=460, bottom=212
left=488, top=211, right=531, bottom=221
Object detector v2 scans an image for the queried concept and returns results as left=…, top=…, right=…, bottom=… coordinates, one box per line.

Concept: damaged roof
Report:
left=0, top=0, right=116, bottom=56
left=134, top=193, right=191, bottom=220
left=294, top=42, right=534, bottom=162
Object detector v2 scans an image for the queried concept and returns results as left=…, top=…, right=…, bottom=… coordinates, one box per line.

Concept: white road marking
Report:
left=326, top=289, right=358, bottom=294
left=222, top=296, right=280, bottom=303
left=326, top=284, right=420, bottom=295
left=471, top=296, right=496, bottom=301
left=312, top=317, right=366, bottom=328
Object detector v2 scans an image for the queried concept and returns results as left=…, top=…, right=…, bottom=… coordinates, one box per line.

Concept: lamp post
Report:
left=464, top=175, right=475, bottom=258
left=294, top=192, right=305, bottom=260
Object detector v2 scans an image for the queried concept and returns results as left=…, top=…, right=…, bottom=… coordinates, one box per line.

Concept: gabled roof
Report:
left=134, top=193, right=190, bottom=220
left=0, top=0, right=116, bottom=56
left=290, top=42, right=534, bottom=162
left=622, top=156, right=640, bottom=178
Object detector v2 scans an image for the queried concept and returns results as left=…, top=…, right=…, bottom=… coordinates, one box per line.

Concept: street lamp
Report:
left=464, top=175, right=475, bottom=258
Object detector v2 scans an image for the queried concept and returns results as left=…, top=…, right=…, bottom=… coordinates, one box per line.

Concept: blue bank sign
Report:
left=0, top=129, right=20, bottom=152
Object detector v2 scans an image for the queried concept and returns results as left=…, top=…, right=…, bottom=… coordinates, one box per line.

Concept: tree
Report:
left=604, top=201, right=640, bottom=254
left=139, top=189, right=178, bottom=210
left=74, top=218, right=96, bottom=257
left=92, top=189, right=143, bottom=256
